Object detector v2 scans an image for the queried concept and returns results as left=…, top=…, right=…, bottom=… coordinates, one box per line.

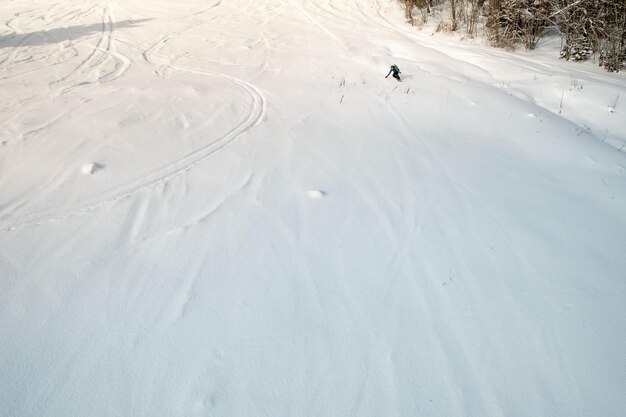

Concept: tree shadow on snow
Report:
left=0, top=19, right=152, bottom=49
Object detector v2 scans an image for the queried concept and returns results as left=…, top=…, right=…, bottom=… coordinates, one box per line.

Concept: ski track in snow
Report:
left=1, top=0, right=266, bottom=232
left=287, top=0, right=349, bottom=52
left=1, top=1, right=626, bottom=416
left=306, top=0, right=624, bottom=149
left=50, top=4, right=129, bottom=85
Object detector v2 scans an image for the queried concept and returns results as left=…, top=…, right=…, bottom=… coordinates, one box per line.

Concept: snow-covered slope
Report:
left=1, top=1, right=625, bottom=416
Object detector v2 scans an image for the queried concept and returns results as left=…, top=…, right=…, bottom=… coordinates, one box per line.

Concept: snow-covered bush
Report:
left=560, top=37, right=594, bottom=62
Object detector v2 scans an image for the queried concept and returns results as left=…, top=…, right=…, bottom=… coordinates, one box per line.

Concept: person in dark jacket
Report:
left=385, top=64, right=401, bottom=81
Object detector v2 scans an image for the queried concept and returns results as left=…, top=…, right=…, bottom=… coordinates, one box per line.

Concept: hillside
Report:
left=1, top=1, right=625, bottom=416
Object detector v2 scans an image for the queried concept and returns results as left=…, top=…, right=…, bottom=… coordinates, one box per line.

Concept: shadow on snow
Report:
left=0, top=19, right=152, bottom=49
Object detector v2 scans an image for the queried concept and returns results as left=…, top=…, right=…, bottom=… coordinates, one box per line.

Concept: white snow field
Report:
left=1, top=0, right=626, bottom=415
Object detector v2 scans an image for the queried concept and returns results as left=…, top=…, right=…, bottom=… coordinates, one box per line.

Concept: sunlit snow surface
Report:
left=1, top=1, right=625, bottom=416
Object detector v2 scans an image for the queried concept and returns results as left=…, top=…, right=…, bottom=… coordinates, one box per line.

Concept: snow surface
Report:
left=1, top=1, right=626, bottom=416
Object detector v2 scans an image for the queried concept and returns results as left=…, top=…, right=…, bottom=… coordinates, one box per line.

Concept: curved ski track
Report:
left=2, top=1, right=266, bottom=232
left=51, top=4, right=130, bottom=86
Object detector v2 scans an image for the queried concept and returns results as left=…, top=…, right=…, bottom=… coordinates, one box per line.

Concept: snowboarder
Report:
left=385, top=64, right=401, bottom=81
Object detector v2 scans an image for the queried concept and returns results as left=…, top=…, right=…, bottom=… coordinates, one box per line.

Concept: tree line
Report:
left=399, top=0, right=626, bottom=72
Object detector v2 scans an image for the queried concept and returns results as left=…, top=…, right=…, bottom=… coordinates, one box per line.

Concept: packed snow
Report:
left=1, top=1, right=625, bottom=416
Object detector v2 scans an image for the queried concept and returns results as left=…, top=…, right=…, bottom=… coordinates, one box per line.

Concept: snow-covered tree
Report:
left=400, top=0, right=432, bottom=26
left=400, top=0, right=624, bottom=71
left=484, top=0, right=551, bottom=49
left=552, top=0, right=625, bottom=71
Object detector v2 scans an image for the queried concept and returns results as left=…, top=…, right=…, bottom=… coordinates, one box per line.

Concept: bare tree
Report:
left=552, top=0, right=625, bottom=71
left=400, top=0, right=432, bottom=26
left=465, top=0, right=481, bottom=37
left=398, top=0, right=625, bottom=71
left=451, top=0, right=458, bottom=30
left=484, top=0, right=551, bottom=49
left=593, top=0, right=626, bottom=71
left=552, top=0, right=596, bottom=61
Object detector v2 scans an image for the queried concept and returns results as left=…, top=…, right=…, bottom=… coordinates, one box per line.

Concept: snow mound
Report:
left=307, top=189, right=326, bottom=199
left=80, top=162, right=104, bottom=175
